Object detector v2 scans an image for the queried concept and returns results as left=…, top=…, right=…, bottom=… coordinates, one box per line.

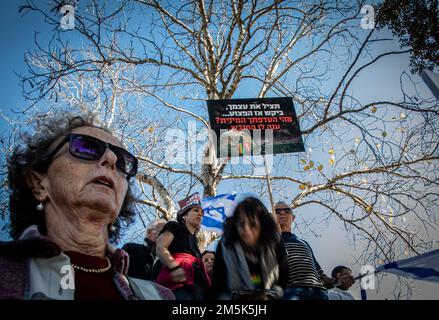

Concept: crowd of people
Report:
left=0, top=112, right=355, bottom=300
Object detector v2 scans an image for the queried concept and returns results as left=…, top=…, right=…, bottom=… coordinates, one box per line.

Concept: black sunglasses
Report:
left=46, top=133, right=138, bottom=178
left=275, top=208, right=292, bottom=214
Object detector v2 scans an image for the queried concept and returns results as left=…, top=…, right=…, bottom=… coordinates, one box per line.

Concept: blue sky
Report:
left=0, top=1, right=55, bottom=239
left=0, top=1, right=49, bottom=118
left=1, top=1, right=438, bottom=299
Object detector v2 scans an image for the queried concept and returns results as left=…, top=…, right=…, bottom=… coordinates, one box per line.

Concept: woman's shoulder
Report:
left=0, top=254, right=27, bottom=299
left=164, top=220, right=179, bottom=227
left=162, top=221, right=184, bottom=235
left=0, top=226, right=62, bottom=260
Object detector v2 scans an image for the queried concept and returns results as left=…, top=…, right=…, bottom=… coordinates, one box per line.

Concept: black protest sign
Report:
left=207, top=97, right=305, bottom=157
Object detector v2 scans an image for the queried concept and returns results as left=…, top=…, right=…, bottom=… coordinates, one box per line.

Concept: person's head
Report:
left=274, top=201, right=295, bottom=232
left=223, top=197, right=279, bottom=248
left=331, top=266, right=355, bottom=290
left=202, top=250, right=215, bottom=275
left=7, top=112, right=138, bottom=243
left=146, top=218, right=167, bottom=243
left=176, top=193, right=204, bottom=233
left=177, top=205, right=204, bottom=232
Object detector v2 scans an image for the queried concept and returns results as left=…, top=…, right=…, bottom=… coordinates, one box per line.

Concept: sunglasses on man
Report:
left=275, top=207, right=292, bottom=214
left=46, top=133, right=138, bottom=178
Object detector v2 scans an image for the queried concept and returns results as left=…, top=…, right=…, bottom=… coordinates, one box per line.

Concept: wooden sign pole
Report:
left=263, top=154, right=277, bottom=224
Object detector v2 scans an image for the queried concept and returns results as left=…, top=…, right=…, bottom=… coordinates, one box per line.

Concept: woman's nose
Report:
left=99, top=148, right=118, bottom=170
left=240, top=224, right=252, bottom=234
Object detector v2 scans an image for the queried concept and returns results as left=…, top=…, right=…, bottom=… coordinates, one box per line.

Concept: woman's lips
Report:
left=91, top=175, right=115, bottom=189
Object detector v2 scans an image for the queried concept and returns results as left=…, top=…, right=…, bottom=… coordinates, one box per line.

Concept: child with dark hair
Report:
left=202, top=250, right=215, bottom=281
left=210, top=197, right=288, bottom=300
left=328, top=266, right=356, bottom=300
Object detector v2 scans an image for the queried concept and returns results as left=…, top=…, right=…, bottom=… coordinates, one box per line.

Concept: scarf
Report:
left=220, top=239, right=281, bottom=295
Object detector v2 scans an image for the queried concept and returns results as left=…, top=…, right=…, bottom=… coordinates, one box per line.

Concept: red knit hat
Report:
left=177, top=192, right=202, bottom=216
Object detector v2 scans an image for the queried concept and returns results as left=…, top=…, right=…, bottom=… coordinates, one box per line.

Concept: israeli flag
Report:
left=201, top=192, right=238, bottom=233
left=355, top=248, right=439, bottom=300
left=356, top=248, right=439, bottom=285
left=376, top=248, right=439, bottom=282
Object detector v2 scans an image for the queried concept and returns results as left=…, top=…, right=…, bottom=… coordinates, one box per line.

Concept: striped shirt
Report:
left=281, top=232, right=326, bottom=289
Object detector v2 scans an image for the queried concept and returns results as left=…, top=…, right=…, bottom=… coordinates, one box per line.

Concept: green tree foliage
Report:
left=377, top=0, right=439, bottom=74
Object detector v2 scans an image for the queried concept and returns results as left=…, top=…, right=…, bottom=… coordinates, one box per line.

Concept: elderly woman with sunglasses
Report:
left=0, top=112, right=174, bottom=300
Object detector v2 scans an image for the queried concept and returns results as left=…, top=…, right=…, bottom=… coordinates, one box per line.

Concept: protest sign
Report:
left=207, top=97, right=305, bottom=157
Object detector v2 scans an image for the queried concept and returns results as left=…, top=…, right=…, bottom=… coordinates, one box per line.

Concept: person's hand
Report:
left=338, top=274, right=355, bottom=288
left=170, top=267, right=187, bottom=283
left=321, top=274, right=336, bottom=289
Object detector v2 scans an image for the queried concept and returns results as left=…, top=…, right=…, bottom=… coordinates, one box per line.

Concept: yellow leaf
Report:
left=300, top=159, right=307, bottom=164
left=148, top=127, right=155, bottom=133
left=400, top=113, right=407, bottom=119
left=304, top=165, right=310, bottom=171
left=309, top=161, right=314, bottom=168
left=328, top=149, right=334, bottom=155
left=329, top=158, right=335, bottom=165
left=317, top=164, right=323, bottom=171
left=366, top=206, right=373, bottom=212
left=371, top=106, right=377, bottom=113
left=299, top=184, right=306, bottom=190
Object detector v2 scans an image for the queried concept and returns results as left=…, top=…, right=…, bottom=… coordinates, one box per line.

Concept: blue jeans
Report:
left=283, top=287, right=329, bottom=300
left=173, top=286, right=205, bottom=300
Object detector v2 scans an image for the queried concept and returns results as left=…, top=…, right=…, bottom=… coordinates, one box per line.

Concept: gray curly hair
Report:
left=7, top=111, right=136, bottom=242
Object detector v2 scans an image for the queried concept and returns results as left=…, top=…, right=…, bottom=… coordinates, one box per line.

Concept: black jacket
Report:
left=122, top=238, right=155, bottom=281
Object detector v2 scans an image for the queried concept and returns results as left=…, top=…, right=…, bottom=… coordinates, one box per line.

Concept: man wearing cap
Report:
left=122, top=218, right=167, bottom=281
left=155, top=193, right=211, bottom=300
left=275, top=201, right=335, bottom=300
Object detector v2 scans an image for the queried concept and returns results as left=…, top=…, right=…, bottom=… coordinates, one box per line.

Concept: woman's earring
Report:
left=36, top=203, right=44, bottom=211
left=109, top=223, right=116, bottom=232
